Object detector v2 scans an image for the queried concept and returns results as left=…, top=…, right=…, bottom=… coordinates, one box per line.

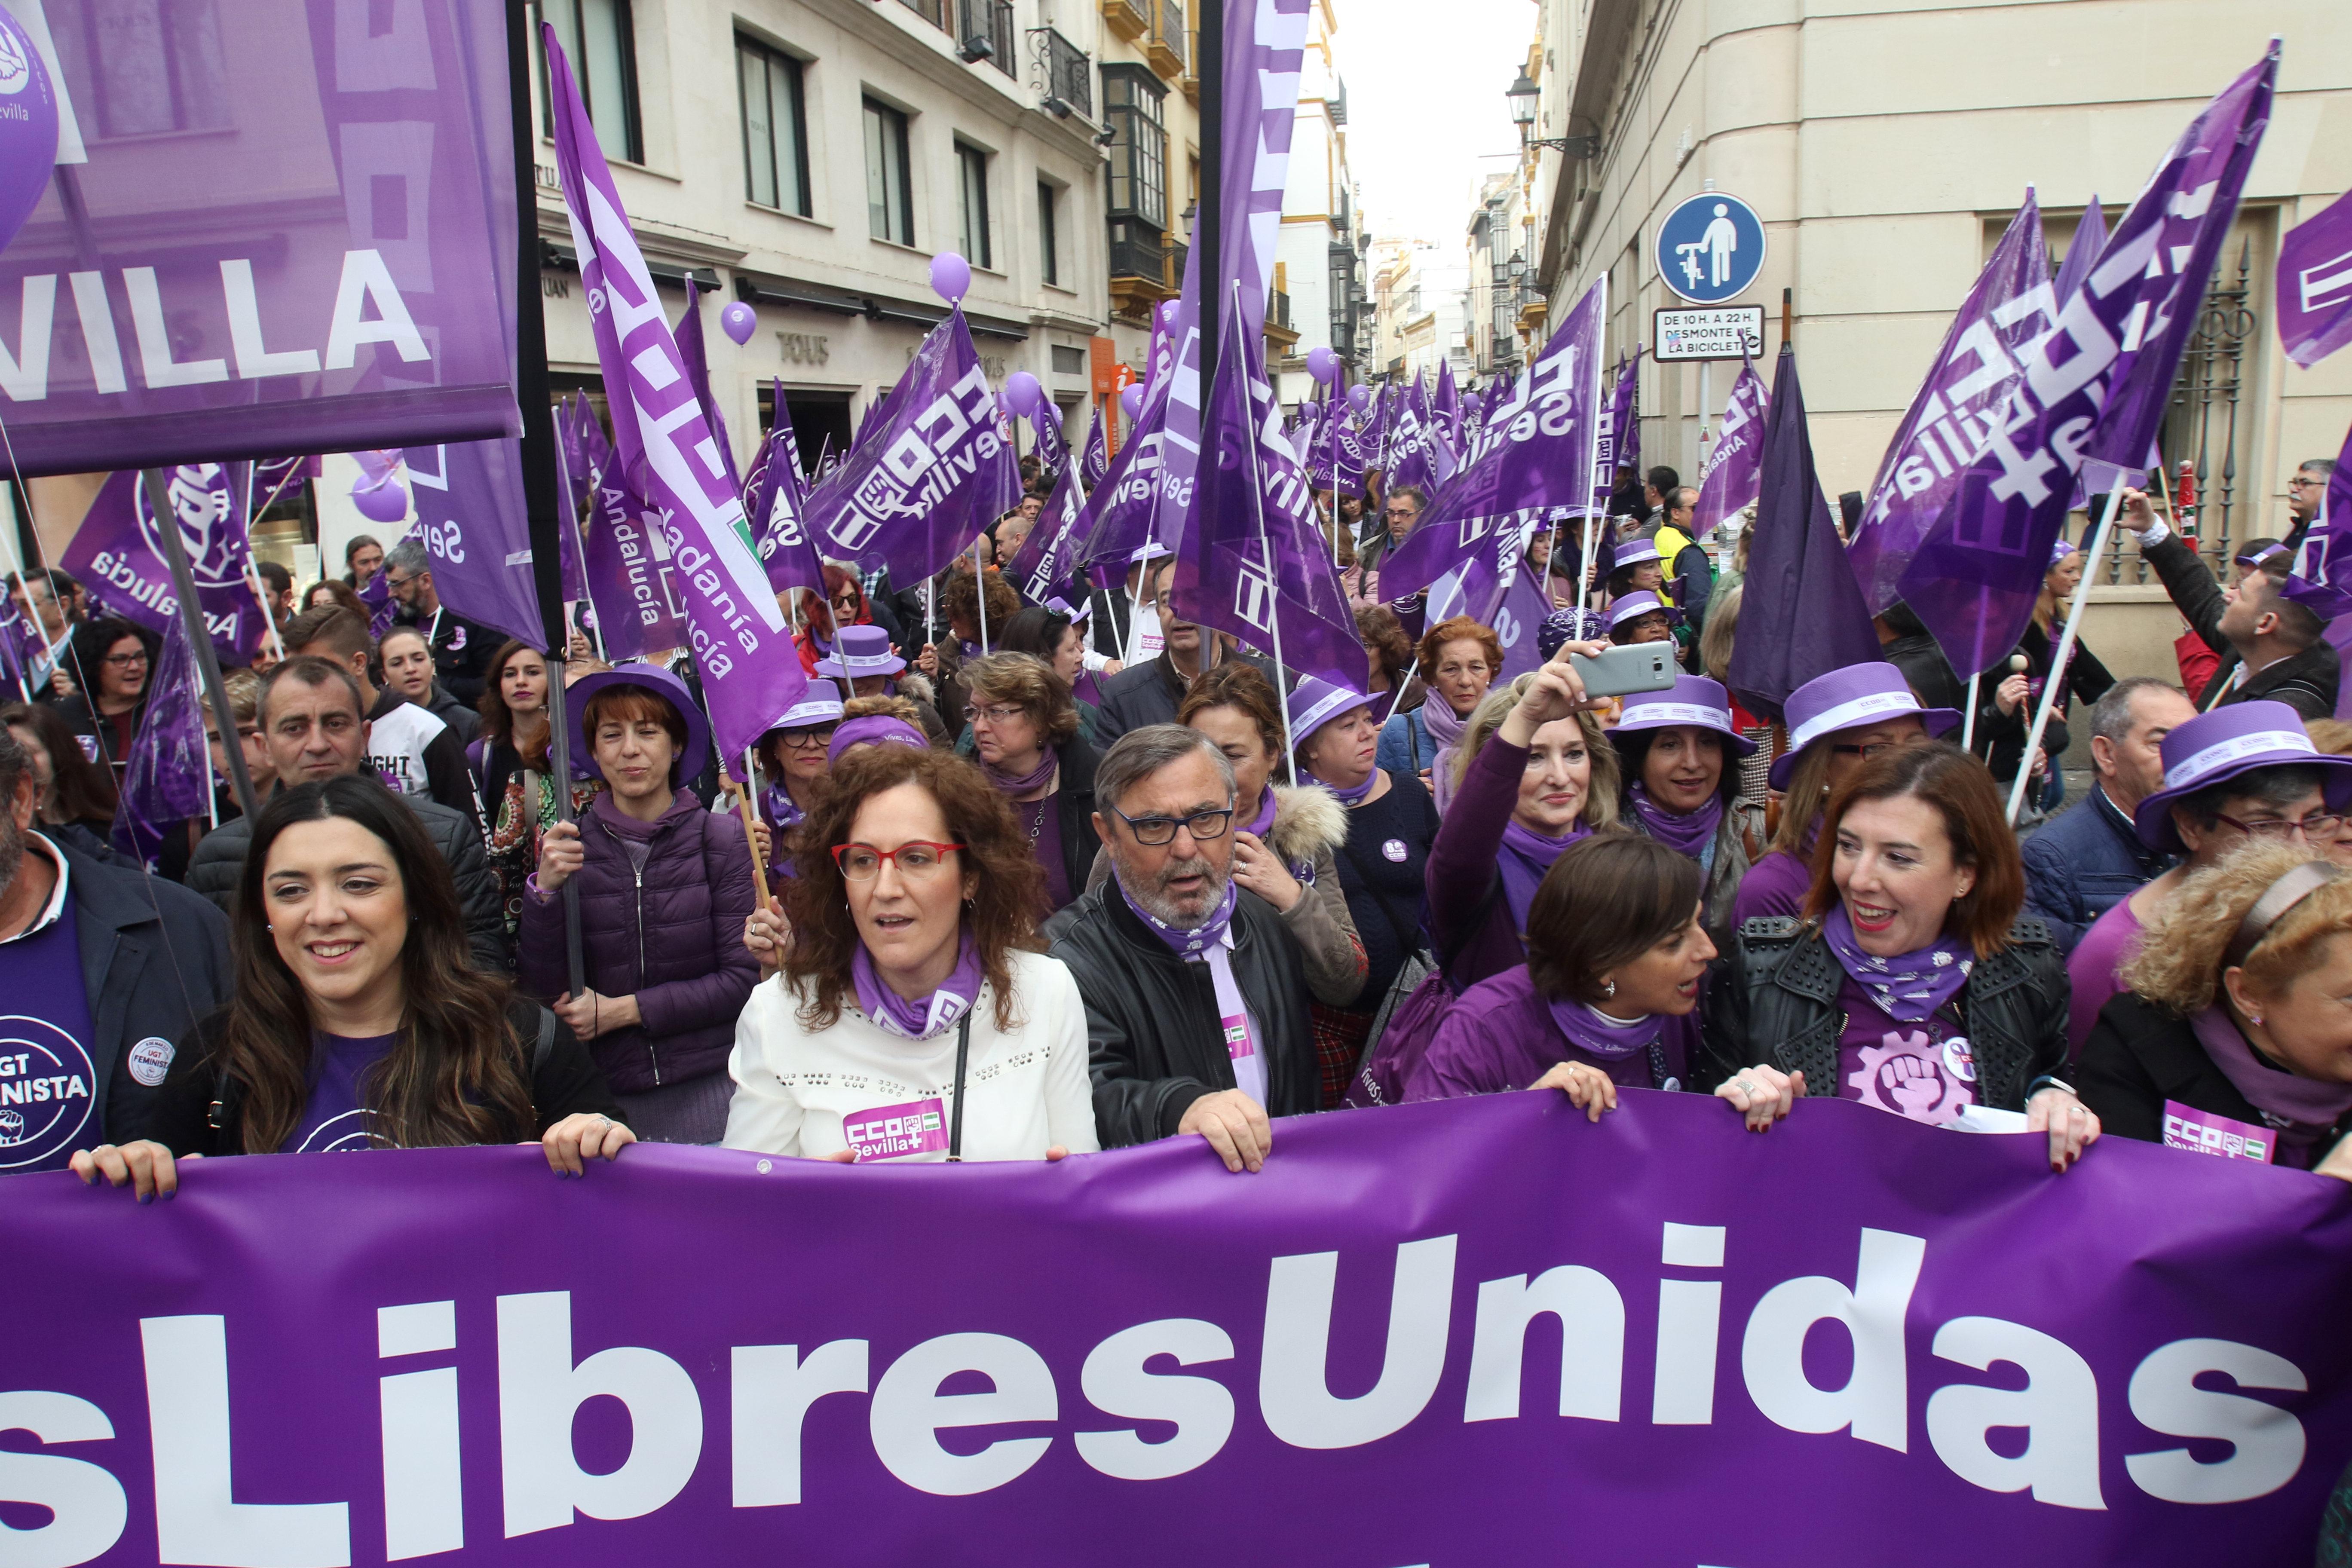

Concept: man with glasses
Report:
left=1093, top=561, right=1275, bottom=745
left=2285, top=458, right=2335, bottom=554
left=1047, top=725, right=1320, bottom=1172
left=2122, top=486, right=2338, bottom=719
left=2022, top=678, right=2197, bottom=953
left=380, top=540, right=495, bottom=704
left=2065, top=700, right=2352, bottom=1053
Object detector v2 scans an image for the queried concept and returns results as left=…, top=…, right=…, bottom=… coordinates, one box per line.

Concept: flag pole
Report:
left=1231, top=281, right=1298, bottom=789
left=508, top=0, right=584, bottom=995
left=738, top=745, right=772, bottom=905
left=1961, top=671, right=1980, bottom=754
left=974, top=534, right=991, bottom=653
left=140, top=470, right=259, bottom=824
left=2005, top=487, right=2123, bottom=824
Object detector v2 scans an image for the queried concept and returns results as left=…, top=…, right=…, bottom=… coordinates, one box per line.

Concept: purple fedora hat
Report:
left=2132, top=700, right=2352, bottom=853
left=1612, top=675, right=1758, bottom=757
left=1768, top=663, right=1960, bottom=791
left=1607, top=590, right=1682, bottom=633
left=1612, top=537, right=1665, bottom=570
left=1288, top=674, right=1379, bottom=744
left=814, top=623, right=906, bottom=680
left=763, top=678, right=845, bottom=738
left=566, top=662, right=712, bottom=786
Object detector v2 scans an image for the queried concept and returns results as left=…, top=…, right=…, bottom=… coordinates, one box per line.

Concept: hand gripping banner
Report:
left=5, top=1091, right=2349, bottom=1567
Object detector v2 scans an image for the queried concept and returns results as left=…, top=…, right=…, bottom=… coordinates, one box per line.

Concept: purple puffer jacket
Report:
left=517, top=789, right=758, bottom=1094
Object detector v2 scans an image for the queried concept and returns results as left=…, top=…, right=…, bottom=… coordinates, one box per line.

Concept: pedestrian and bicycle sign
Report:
left=1655, top=191, right=1767, bottom=304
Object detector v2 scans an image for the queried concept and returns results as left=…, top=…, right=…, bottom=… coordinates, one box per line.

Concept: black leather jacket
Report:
left=1702, top=915, right=2070, bottom=1111
left=1046, top=877, right=1319, bottom=1145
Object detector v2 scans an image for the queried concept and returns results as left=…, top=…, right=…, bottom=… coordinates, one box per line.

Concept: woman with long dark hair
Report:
left=68, top=776, right=630, bottom=1195
left=2, top=699, right=120, bottom=859
left=1610, top=677, right=1759, bottom=943
left=56, top=616, right=151, bottom=781
left=470, top=640, right=595, bottom=944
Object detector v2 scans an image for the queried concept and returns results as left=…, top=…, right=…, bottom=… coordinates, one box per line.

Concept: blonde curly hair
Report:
left=1450, top=672, right=1620, bottom=830
left=2117, top=839, right=2352, bottom=1015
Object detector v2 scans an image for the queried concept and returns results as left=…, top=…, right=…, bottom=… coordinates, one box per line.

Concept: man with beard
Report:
left=0, top=726, right=230, bottom=1166
left=1047, top=726, right=1318, bottom=1171
left=1092, top=561, right=1275, bottom=744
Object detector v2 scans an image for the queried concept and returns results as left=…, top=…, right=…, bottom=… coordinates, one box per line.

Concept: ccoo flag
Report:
left=1603, top=352, right=1642, bottom=500
left=1727, top=344, right=1884, bottom=720
left=401, top=441, right=546, bottom=652
left=545, top=26, right=805, bottom=756
left=1078, top=407, right=1110, bottom=492
left=1007, top=459, right=1088, bottom=606
left=1075, top=373, right=1173, bottom=588
left=1849, top=190, right=2053, bottom=621
left=1170, top=300, right=1362, bottom=695
left=2278, top=186, right=2352, bottom=368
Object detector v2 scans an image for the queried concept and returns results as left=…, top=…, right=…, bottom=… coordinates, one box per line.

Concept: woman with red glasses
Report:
left=725, top=744, right=1098, bottom=1162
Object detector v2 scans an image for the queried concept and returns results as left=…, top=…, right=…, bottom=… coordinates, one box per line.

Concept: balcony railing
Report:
left=1164, top=239, right=1188, bottom=290
left=1268, top=289, right=1292, bottom=333
left=1148, top=0, right=1187, bottom=77
left=1111, top=228, right=1167, bottom=284
left=960, top=0, right=1015, bottom=74
left=1045, top=27, right=1091, bottom=117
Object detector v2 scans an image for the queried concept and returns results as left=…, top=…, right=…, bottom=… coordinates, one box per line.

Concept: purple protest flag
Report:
left=0, top=584, right=40, bottom=699
left=400, top=441, right=546, bottom=652
left=354, top=551, right=398, bottom=639
left=2279, top=187, right=2352, bottom=369
left=2282, top=419, right=2352, bottom=621
left=59, top=466, right=269, bottom=662
left=674, top=280, right=741, bottom=489
left=1332, top=404, right=1368, bottom=497
left=1074, top=375, right=1173, bottom=589
left=1434, top=355, right=1463, bottom=446
left=1078, top=406, right=1109, bottom=492
left=552, top=398, right=594, bottom=602
left=1007, top=459, right=1088, bottom=605
left=1602, top=352, right=1642, bottom=502
left=545, top=27, right=805, bottom=759
left=743, top=378, right=810, bottom=551
left=751, top=417, right=826, bottom=604
left=0, top=8, right=57, bottom=260
left=108, top=608, right=210, bottom=870
left=1691, top=358, right=1769, bottom=541
left=1381, top=276, right=1606, bottom=601
left=1727, top=344, right=1885, bottom=720
left=1848, top=190, right=2053, bottom=618
left=799, top=309, right=1019, bottom=585
left=0, top=0, right=521, bottom=478
left=1384, top=375, right=1458, bottom=499
left=2053, top=199, right=2108, bottom=511
left=1479, top=551, right=1551, bottom=680
left=570, top=378, right=686, bottom=663
left=1170, top=300, right=1378, bottom=699
left=1031, top=400, right=1069, bottom=476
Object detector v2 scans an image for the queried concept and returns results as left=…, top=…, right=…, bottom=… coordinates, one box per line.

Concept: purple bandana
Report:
left=1309, top=766, right=1379, bottom=806
left=983, top=751, right=1059, bottom=796
left=851, top=927, right=986, bottom=1041
left=827, top=717, right=928, bottom=764
left=1238, top=787, right=1278, bottom=839
left=1116, top=874, right=1264, bottom=1103
left=762, top=784, right=805, bottom=831
left=1821, top=904, right=1972, bottom=1024
left=1544, top=994, right=1667, bottom=1062
left=1629, top=781, right=1723, bottom=861
left=1498, top=819, right=1591, bottom=934
left=2189, top=1006, right=2352, bottom=1147
left=1119, top=875, right=1238, bottom=957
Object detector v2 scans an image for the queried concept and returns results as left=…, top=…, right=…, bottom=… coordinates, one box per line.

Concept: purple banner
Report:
left=2284, top=417, right=2352, bottom=621
left=799, top=308, right=1018, bottom=588
left=1075, top=377, right=1172, bottom=590
left=1602, top=352, right=1641, bottom=503
left=571, top=386, right=684, bottom=664
left=674, top=282, right=741, bottom=489
left=750, top=420, right=825, bottom=604
left=0, top=0, right=521, bottom=478
left=1078, top=407, right=1109, bottom=493
left=1030, top=401, right=1069, bottom=477
left=59, top=466, right=268, bottom=662
left=2279, top=187, right=2352, bottom=369
left=1482, top=551, right=1550, bottom=680
left=546, top=28, right=805, bottom=760
left=402, top=441, right=546, bottom=653
left=1008, top=460, right=1087, bottom=606
left=1692, top=358, right=1768, bottom=541
left=108, top=605, right=210, bottom=870
left=1849, top=192, right=2053, bottom=617
left=7, top=1092, right=2352, bottom=1565
left=1382, top=376, right=1457, bottom=500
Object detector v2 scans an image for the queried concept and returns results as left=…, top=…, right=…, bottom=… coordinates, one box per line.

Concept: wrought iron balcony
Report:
left=1148, top=0, right=1187, bottom=78
left=959, top=0, right=1015, bottom=74
left=1042, top=27, right=1090, bottom=116
left=1111, top=227, right=1167, bottom=284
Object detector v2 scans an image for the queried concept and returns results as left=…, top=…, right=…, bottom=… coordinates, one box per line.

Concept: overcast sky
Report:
left=1335, top=0, right=1537, bottom=249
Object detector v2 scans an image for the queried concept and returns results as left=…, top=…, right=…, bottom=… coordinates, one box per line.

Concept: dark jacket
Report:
left=186, top=782, right=510, bottom=971
left=2020, top=785, right=2170, bottom=953
left=54, top=690, right=146, bottom=779
left=2144, top=533, right=2340, bottom=719
left=2079, top=992, right=2351, bottom=1169
left=1093, top=649, right=1277, bottom=745
left=515, top=789, right=758, bottom=1094
left=424, top=682, right=482, bottom=745
left=1045, top=876, right=1320, bottom=1145
left=1424, top=732, right=1534, bottom=989
left=1882, top=629, right=2023, bottom=767
left=43, top=836, right=234, bottom=1146
left=1702, top=915, right=2070, bottom=1111
left=1047, top=736, right=1101, bottom=903
left=144, top=997, right=624, bottom=1156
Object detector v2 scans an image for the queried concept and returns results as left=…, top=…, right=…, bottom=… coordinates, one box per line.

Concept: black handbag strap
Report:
left=946, top=1012, right=973, bottom=1161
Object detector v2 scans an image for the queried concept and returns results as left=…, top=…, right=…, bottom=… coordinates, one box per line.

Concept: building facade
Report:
left=1528, top=0, right=2352, bottom=679
left=1273, top=0, right=1370, bottom=408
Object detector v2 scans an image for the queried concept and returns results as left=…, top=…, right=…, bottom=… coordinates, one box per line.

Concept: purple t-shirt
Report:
left=287, top=1032, right=399, bottom=1153
left=1405, top=965, right=1697, bottom=1102
left=0, top=879, right=99, bottom=1175
left=1731, top=848, right=1813, bottom=927
left=1833, top=976, right=1977, bottom=1126
left=2067, top=896, right=2144, bottom=1057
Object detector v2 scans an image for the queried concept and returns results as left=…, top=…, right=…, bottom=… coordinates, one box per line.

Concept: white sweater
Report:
left=722, top=949, right=1101, bottom=1162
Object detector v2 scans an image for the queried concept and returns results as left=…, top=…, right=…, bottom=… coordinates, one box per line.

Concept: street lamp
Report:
left=1507, top=68, right=1598, bottom=159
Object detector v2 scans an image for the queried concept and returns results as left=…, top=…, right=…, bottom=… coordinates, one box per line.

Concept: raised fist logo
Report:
left=1849, top=1031, right=1967, bottom=1126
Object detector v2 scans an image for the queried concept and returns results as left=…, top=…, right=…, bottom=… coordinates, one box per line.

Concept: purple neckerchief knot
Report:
left=1498, top=818, right=1590, bottom=935
left=762, top=784, right=804, bottom=830
left=1118, top=876, right=1238, bottom=957
left=1544, top=993, right=1665, bottom=1061
left=1821, top=904, right=1972, bottom=1023
left=983, top=751, right=1059, bottom=795
left=1308, top=766, right=1379, bottom=806
left=1238, top=787, right=1278, bottom=840
left=1628, top=781, right=1722, bottom=860
left=1116, top=874, right=1262, bottom=1100
left=851, top=927, right=986, bottom=1041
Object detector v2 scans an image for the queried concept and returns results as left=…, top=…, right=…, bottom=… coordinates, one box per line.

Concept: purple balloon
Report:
left=1347, top=384, right=1372, bottom=411
left=1002, top=371, right=1044, bottom=418
left=719, top=301, right=757, bottom=345
left=930, top=252, right=972, bottom=304
left=351, top=476, right=409, bottom=524
left=0, top=12, right=60, bottom=258
left=1306, top=347, right=1340, bottom=383
left=1156, top=300, right=1179, bottom=333
left=1120, top=385, right=1145, bottom=422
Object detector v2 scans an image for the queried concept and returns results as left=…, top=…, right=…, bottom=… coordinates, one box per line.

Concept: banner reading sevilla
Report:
left=5, top=1092, right=2349, bottom=1567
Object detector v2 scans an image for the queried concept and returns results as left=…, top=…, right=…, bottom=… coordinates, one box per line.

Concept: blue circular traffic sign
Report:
left=1655, top=191, right=1767, bottom=304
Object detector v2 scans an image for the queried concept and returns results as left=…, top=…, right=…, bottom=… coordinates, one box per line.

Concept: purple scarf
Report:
left=1498, top=819, right=1590, bottom=934
left=1308, top=766, right=1379, bottom=806
left=983, top=750, right=1058, bottom=796
left=1629, top=781, right=1722, bottom=860
left=1118, top=875, right=1238, bottom=957
left=1544, top=994, right=1666, bottom=1060
left=1820, top=905, right=1972, bottom=1024
left=762, top=783, right=804, bottom=831
left=1238, top=787, right=1278, bottom=839
left=2190, top=1007, right=2352, bottom=1145
left=1420, top=694, right=1469, bottom=750
left=851, top=927, right=986, bottom=1040
left=959, top=639, right=983, bottom=661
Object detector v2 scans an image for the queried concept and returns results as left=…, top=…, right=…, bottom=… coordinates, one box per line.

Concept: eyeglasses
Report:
left=102, top=651, right=149, bottom=668
left=1831, top=741, right=1902, bottom=761
left=779, top=726, right=837, bottom=750
left=2289, top=475, right=2322, bottom=490
left=1109, top=805, right=1234, bottom=846
left=963, top=702, right=1029, bottom=726
left=832, top=841, right=965, bottom=879
left=2212, top=811, right=2346, bottom=843
left=831, top=593, right=862, bottom=609
left=381, top=573, right=416, bottom=591
left=1383, top=506, right=1416, bottom=520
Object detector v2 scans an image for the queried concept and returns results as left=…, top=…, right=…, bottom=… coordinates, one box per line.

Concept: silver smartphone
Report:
left=1569, top=642, right=1680, bottom=699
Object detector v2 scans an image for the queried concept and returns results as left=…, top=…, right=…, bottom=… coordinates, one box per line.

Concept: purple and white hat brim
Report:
left=1766, top=689, right=1960, bottom=791
left=814, top=652, right=906, bottom=678
left=1612, top=701, right=1758, bottom=757
left=2132, top=711, right=2352, bottom=853
left=1292, top=685, right=1379, bottom=741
